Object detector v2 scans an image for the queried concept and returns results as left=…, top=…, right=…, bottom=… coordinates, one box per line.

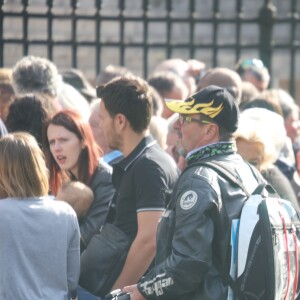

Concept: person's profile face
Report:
left=236, top=138, right=264, bottom=171
left=173, top=114, right=210, bottom=154
left=285, top=110, right=300, bottom=144
left=89, top=106, right=109, bottom=153
left=99, top=101, right=121, bottom=150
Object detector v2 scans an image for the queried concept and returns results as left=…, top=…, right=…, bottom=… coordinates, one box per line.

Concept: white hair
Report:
left=12, top=56, right=63, bottom=97
left=149, top=116, right=168, bottom=149
left=57, top=83, right=91, bottom=121
left=235, top=108, right=286, bottom=170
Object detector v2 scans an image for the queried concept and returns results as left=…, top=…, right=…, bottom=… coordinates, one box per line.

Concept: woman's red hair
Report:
left=42, top=109, right=102, bottom=195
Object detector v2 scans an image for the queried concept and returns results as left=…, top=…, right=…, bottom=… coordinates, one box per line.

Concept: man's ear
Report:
left=114, top=113, right=127, bottom=131
left=205, top=123, right=219, bottom=140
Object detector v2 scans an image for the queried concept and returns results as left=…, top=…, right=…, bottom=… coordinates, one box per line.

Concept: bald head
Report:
left=197, top=67, right=242, bottom=104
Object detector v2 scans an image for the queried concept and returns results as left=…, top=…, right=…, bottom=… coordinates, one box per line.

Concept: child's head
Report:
left=57, top=181, right=94, bottom=219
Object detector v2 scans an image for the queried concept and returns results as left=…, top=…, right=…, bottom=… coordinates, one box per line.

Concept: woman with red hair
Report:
left=43, top=109, right=114, bottom=251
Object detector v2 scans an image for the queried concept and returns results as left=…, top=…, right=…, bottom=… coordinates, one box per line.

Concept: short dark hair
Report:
left=98, top=77, right=153, bottom=133
left=218, top=127, right=234, bottom=141
left=239, top=98, right=279, bottom=114
left=5, top=93, right=57, bottom=148
left=148, top=71, right=186, bottom=98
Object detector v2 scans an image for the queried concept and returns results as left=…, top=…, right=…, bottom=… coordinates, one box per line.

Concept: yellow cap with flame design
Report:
left=165, top=85, right=239, bottom=132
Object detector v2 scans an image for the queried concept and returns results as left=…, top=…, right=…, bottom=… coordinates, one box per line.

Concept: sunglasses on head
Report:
left=239, top=58, right=264, bottom=70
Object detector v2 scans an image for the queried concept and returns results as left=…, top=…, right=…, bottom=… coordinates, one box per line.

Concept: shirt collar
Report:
left=114, top=135, right=157, bottom=171
left=101, top=150, right=123, bottom=165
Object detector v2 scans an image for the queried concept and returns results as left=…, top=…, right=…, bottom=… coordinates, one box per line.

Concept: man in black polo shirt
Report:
left=98, top=77, right=179, bottom=291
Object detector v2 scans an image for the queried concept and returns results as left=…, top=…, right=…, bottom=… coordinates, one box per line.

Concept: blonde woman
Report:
left=235, top=108, right=299, bottom=208
left=0, top=132, right=80, bottom=300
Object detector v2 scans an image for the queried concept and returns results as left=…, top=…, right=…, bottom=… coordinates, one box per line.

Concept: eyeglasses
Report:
left=178, top=114, right=211, bottom=125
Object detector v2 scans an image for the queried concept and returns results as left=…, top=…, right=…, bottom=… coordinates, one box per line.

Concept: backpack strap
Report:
left=186, top=160, right=251, bottom=299
left=239, top=162, right=280, bottom=196
left=165, top=160, right=247, bottom=209
left=193, top=160, right=251, bottom=196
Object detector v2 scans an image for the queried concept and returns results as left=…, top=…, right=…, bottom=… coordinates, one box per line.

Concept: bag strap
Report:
left=192, top=160, right=251, bottom=196
left=191, top=160, right=275, bottom=197
left=185, top=160, right=251, bottom=299
left=103, top=193, right=117, bottom=225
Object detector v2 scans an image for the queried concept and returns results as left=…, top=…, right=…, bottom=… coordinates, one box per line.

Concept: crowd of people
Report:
left=0, top=54, right=299, bottom=300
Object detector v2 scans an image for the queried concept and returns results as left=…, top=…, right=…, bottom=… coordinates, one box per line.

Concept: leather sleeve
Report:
left=138, top=173, right=218, bottom=299
left=80, top=167, right=115, bottom=247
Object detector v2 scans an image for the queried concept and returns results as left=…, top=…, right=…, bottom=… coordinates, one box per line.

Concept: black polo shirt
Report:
left=112, top=135, right=179, bottom=240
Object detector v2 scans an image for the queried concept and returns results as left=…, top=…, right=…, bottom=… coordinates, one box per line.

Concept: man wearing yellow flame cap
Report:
left=123, top=85, right=264, bottom=300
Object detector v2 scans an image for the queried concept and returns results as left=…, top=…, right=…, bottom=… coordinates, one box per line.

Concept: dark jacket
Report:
left=262, top=165, right=299, bottom=209
left=138, top=144, right=262, bottom=300
left=80, top=162, right=115, bottom=250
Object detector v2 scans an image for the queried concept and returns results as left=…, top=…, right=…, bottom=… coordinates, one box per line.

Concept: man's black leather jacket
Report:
left=138, top=150, right=263, bottom=300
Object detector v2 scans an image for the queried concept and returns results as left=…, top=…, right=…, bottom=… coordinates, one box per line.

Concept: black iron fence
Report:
left=0, top=0, right=299, bottom=99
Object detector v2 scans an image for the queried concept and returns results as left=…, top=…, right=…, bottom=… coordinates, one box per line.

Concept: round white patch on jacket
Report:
left=180, top=191, right=198, bottom=210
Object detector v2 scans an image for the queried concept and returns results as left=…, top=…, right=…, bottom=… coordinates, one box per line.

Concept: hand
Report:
left=122, top=285, right=146, bottom=300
